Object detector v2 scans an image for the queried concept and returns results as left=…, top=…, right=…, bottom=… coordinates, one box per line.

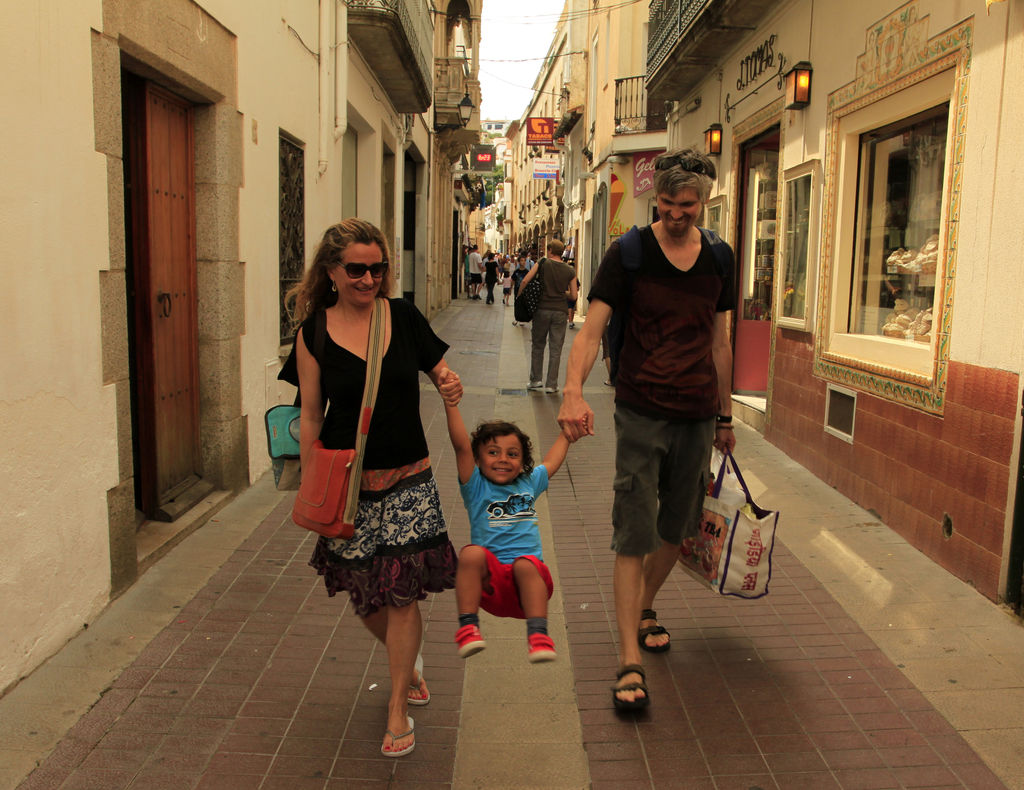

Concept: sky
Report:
left=478, top=3, right=562, bottom=122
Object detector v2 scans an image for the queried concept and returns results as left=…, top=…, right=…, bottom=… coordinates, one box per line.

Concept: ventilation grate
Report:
left=824, top=385, right=856, bottom=442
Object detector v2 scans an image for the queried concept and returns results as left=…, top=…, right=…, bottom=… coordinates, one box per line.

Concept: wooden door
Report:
left=125, top=78, right=199, bottom=516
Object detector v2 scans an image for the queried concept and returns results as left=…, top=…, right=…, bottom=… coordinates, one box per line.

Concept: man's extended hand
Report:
left=557, top=391, right=595, bottom=441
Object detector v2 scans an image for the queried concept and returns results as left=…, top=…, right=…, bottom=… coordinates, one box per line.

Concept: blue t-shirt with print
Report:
left=459, top=466, right=549, bottom=564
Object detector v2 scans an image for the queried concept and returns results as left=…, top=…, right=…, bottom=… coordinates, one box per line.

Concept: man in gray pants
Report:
left=519, top=238, right=578, bottom=393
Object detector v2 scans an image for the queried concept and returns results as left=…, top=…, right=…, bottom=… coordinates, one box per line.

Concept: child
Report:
left=445, top=403, right=572, bottom=662
left=501, top=268, right=512, bottom=305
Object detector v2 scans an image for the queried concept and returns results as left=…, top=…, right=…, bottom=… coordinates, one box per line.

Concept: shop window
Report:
left=851, top=104, right=947, bottom=344
left=814, top=13, right=970, bottom=414
left=704, top=195, right=726, bottom=239
left=820, top=67, right=955, bottom=382
left=777, top=160, right=821, bottom=331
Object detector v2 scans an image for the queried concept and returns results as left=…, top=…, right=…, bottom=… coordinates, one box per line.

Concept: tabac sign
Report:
left=525, top=117, right=555, bottom=147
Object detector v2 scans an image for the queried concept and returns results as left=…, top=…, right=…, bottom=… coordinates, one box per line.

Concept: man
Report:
left=467, top=245, right=483, bottom=300
left=556, top=149, right=737, bottom=710
left=519, top=239, right=577, bottom=393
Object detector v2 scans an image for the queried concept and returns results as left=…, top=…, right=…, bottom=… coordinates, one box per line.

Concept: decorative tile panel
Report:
left=815, top=1, right=973, bottom=415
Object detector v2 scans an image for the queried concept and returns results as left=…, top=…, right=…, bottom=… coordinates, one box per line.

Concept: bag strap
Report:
left=341, top=298, right=387, bottom=525
left=714, top=449, right=754, bottom=504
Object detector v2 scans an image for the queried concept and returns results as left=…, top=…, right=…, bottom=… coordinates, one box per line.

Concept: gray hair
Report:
left=653, top=148, right=715, bottom=202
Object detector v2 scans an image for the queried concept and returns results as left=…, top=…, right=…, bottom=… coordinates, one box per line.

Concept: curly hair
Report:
left=284, top=218, right=394, bottom=329
left=470, top=420, right=535, bottom=476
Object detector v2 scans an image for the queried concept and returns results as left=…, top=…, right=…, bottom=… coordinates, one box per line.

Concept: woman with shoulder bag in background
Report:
left=285, top=219, right=463, bottom=758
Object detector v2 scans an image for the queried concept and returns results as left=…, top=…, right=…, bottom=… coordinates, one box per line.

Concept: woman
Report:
left=483, top=251, right=499, bottom=304
left=286, top=219, right=462, bottom=758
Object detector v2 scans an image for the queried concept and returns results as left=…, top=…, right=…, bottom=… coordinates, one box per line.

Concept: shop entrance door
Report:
left=733, top=128, right=780, bottom=394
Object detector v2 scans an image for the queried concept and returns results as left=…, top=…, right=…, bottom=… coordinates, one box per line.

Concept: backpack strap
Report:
left=698, top=227, right=735, bottom=278
left=606, top=225, right=646, bottom=382
left=618, top=225, right=644, bottom=272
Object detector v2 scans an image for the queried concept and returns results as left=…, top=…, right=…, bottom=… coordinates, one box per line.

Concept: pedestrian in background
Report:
left=566, top=261, right=578, bottom=329
left=467, top=245, right=483, bottom=300
left=556, top=149, right=737, bottom=711
left=286, top=218, right=464, bottom=757
left=520, top=239, right=577, bottom=393
left=501, top=266, right=512, bottom=306
left=484, top=250, right=499, bottom=305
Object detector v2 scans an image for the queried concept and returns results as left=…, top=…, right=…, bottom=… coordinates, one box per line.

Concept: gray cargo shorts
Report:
left=610, top=405, right=714, bottom=556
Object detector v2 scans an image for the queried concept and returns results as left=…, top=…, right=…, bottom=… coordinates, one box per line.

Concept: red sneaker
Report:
left=454, top=624, right=486, bottom=658
left=527, top=633, right=556, bottom=663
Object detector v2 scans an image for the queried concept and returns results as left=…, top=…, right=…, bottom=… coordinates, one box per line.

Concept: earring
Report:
left=331, top=280, right=337, bottom=292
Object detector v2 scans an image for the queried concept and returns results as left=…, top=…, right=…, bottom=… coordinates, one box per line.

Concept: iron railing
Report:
left=348, top=0, right=433, bottom=96
left=614, top=76, right=667, bottom=134
left=646, top=0, right=712, bottom=83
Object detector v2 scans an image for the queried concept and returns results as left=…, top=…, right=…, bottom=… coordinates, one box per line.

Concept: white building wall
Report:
left=0, top=1, right=116, bottom=691
left=0, top=0, right=438, bottom=692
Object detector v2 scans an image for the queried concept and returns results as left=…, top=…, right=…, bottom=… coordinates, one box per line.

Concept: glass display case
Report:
left=741, top=151, right=779, bottom=322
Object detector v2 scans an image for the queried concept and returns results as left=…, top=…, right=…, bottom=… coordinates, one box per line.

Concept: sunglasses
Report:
left=655, top=153, right=714, bottom=177
left=340, top=262, right=388, bottom=279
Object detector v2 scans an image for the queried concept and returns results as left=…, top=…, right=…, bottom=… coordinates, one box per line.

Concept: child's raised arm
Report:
left=445, top=402, right=477, bottom=485
left=541, top=434, right=572, bottom=478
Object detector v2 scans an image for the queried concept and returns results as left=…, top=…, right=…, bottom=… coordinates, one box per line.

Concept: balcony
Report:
left=434, top=57, right=480, bottom=159
left=614, top=76, right=667, bottom=135
left=646, top=0, right=778, bottom=104
left=347, top=0, right=432, bottom=113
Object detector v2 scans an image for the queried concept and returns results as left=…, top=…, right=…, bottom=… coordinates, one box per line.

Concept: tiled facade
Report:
left=769, top=332, right=1018, bottom=599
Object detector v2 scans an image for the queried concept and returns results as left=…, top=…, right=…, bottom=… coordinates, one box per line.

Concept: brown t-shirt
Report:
left=537, top=258, right=576, bottom=310
left=589, top=226, right=734, bottom=421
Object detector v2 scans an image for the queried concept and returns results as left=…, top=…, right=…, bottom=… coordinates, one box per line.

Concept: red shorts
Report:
left=472, top=546, right=553, bottom=619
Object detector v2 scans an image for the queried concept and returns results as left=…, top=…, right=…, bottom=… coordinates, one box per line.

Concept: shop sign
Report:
left=532, top=156, right=559, bottom=180
left=526, top=117, right=556, bottom=146
left=633, top=150, right=664, bottom=197
left=471, top=145, right=496, bottom=171
left=736, top=34, right=778, bottom=91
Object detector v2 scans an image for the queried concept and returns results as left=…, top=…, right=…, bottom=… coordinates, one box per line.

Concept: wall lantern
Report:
left=784, top=61, right=813, bottom=109
left=704, top=123, right=723, bottom=156
left=457, top=92, right=474, bottom=126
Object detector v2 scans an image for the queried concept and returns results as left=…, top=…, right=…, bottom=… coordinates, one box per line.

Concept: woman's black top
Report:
left=300, top=299, right=448, bottom=470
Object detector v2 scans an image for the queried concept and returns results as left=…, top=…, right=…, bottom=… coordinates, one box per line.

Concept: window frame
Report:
left=814, top=42, right=968, bottom=415
left=775, top=159, right=821, bottom=332
left=825, top=70, right=953, bottom=377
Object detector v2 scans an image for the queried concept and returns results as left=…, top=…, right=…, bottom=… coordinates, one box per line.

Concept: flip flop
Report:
left=612, top=664, right=650, bottom=711
left=638, top=608, right=670, bottom=653
left=407, top=652, right=430, bottom=706
left=381, top=715, right=415, bottom=757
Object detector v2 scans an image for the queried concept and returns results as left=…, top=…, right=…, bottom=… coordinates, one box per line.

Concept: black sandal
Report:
left=638, top=608, right=670, bottom=653
left=612, top=664, right=650, bottom=711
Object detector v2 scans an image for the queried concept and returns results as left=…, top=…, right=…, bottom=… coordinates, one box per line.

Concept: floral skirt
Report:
left=309, top=459, right=456, bottom=617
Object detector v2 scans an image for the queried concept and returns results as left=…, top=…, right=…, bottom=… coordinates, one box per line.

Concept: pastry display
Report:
left=881, top=301, right=932, bottom=342
left=914, top=234, right=939, bottom=274
left=887, top=235, right=940, bottom=274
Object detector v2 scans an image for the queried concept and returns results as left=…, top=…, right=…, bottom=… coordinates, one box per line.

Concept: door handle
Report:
left=156, top=291, right=172, bottom=318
